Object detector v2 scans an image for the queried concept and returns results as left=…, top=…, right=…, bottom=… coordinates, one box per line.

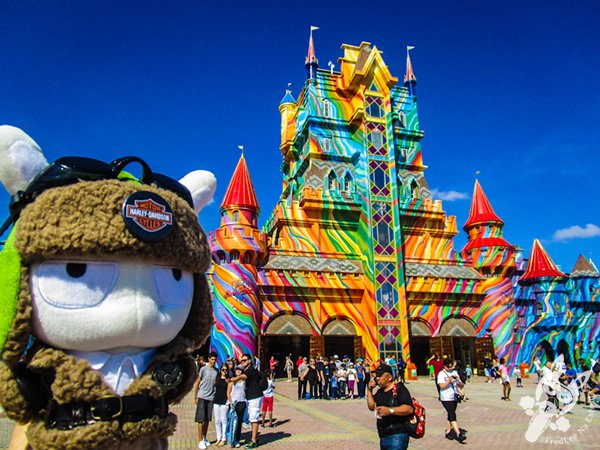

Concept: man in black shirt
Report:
left=315, top=357, right=325, bottom=399
left=367, top=363, right=414, bottom=450
left=230, top=353, right=263, bottom=448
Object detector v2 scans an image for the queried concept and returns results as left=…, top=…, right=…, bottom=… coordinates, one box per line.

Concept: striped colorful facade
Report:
left=208, top=39, right=600, bottom=372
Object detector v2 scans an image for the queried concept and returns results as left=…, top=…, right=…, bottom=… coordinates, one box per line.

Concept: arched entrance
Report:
left=261, top=313, right=313, bottom=375
left=541, top=340, right=555, bottom=362
left=409, top=320, right=432, bottom=375
left=430, top=317, right=478, bottom=373
left=557, top=339, right=571, bottom=365
left=323, top=318, right=359, bottom=360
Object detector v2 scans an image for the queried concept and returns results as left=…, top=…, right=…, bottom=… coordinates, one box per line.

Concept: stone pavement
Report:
left=1, top=376, right=598, bottom=449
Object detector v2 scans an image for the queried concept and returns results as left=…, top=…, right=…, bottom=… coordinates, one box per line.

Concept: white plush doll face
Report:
left=0, top=125, right=216, bottom=354
left=30, top=260, right=195, bottom=352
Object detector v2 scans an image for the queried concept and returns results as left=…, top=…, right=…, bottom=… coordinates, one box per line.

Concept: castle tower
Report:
left=462, top=180, right=515, bottom=277
left=569, top=255, right=600, bottom=360
left=461, top=180, right=517, bottom=360
left=517, top=240, right=571, bottom=363
left=209, top=154, right=267, bottom=361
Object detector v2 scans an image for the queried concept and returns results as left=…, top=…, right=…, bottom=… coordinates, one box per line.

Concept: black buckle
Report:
left=90, top=396, right=123, bottom=420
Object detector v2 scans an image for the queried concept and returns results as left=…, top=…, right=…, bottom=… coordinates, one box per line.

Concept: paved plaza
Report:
left=1, top=376, right=598, bottom=449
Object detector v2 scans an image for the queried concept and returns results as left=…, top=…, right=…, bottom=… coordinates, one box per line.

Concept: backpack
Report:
left=407, top=397, right=426, bottom=439
left=392, top=383, right=426, bottom=439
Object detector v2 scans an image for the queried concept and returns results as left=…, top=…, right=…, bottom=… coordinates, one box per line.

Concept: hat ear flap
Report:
left=0, top=126, right=48, bottom=195
left=0, top=228, right=22, bottom=355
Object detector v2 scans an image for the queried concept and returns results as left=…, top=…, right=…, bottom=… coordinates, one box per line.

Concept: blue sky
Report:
left=0, top=0, right=598, bottom=271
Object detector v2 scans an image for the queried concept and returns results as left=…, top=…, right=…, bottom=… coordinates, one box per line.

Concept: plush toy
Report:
left=0, top=125, right=216, bottom=449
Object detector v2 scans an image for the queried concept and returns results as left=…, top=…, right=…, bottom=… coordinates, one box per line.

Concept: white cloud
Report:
left=430, top=188, right=469, bottom=201
left=553, top=224, right=600, bottom=241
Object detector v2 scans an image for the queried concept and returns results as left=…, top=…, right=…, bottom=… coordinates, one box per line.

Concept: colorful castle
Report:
left=208, top=34, right=600, bottom=374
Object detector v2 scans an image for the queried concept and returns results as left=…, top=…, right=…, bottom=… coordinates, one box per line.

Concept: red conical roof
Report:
left=521, top=239, right=566, bottom=281
left=463, top=180, right=503, bottom=229
left=220, top=155, right=259, bottom=211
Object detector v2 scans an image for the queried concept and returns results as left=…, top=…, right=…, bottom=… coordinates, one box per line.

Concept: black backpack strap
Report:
left=13, top=360, right=55, bottom=413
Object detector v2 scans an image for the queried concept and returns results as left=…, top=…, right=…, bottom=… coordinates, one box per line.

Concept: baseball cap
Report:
left=375, top=363, right=393, bottom=376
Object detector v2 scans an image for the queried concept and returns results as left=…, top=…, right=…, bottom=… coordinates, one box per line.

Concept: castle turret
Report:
left=569, top=255, right=600, bottom=360
left=520, top=240, right=567, bottom=284
left=463, top=180, right=514, bottom=276
left=209, top=154, right=266, bottom=361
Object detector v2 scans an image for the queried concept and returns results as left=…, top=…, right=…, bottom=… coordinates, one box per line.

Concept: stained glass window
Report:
left=366, top=96, right=384, bottom=118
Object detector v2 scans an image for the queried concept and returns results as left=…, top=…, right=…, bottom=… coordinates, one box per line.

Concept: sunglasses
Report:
left=0, top=156, right=193, bottom=239
left=241, top=359, right=249, bottom=362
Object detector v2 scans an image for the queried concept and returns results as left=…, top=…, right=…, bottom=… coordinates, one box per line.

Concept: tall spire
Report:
left=221, top=154, right=259, bottom=212
left=305, top=26, right=319, bottom=80
left=463, top=180, right=503, bottom=230
left=404, top=46, right=417, bottom=96
left=520, top=239, right=566, bottom=282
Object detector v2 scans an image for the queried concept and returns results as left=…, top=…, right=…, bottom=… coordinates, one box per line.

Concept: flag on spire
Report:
left=305, top=26, right=319, bottom=79
left=405, top=45, right=417, bottom=83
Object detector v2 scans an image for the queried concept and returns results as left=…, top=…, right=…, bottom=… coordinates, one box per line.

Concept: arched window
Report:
left=233, top=210, right=239, bottom=222
left=399, top=111, right=406, bottom=127
left=243, top=252, right=253, bottom=264
left=322, top=99, right=332, bottom=118
left=327, top=171, right=338, bottom=191
left=343, top=172, right=354, bottom=194
left=535, top=302, right=543, bottom=316
left=322, top=137, right=332, bottom=152
left=400, top=147, right=409, bottom=161
left=410, top=179, right=420, bottom=198
left=230, top=250, right=240, bottom=262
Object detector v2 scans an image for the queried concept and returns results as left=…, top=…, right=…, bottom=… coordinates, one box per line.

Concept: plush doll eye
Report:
left=31, top=261, right=118, bottom=309
left=66, top=262, right=87, bottom=278
left=172, top=268, right=182, bottom=281
left=152, top=266, right=193, bottom=306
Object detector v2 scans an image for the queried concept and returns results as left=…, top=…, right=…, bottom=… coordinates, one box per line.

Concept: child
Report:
left=337, top=364, right=348, bottom=399
left=465, top=364, right=472, bottom=383
left=347, top=363, right=357, bottom=399
left=261, top=374, right=275, bottom=428
left=513, top=366, right=523, bottom=387
left=330, top=370, right=338, bottom=400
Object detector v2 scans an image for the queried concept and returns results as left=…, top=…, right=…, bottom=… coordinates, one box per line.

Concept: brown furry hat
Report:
left=0, top=126, right=217, bottom=449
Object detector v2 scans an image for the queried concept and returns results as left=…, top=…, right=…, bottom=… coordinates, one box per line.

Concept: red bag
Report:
left=392, top=383, right=426, bottom=439
left=406, top=397, right=426, bottom=439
